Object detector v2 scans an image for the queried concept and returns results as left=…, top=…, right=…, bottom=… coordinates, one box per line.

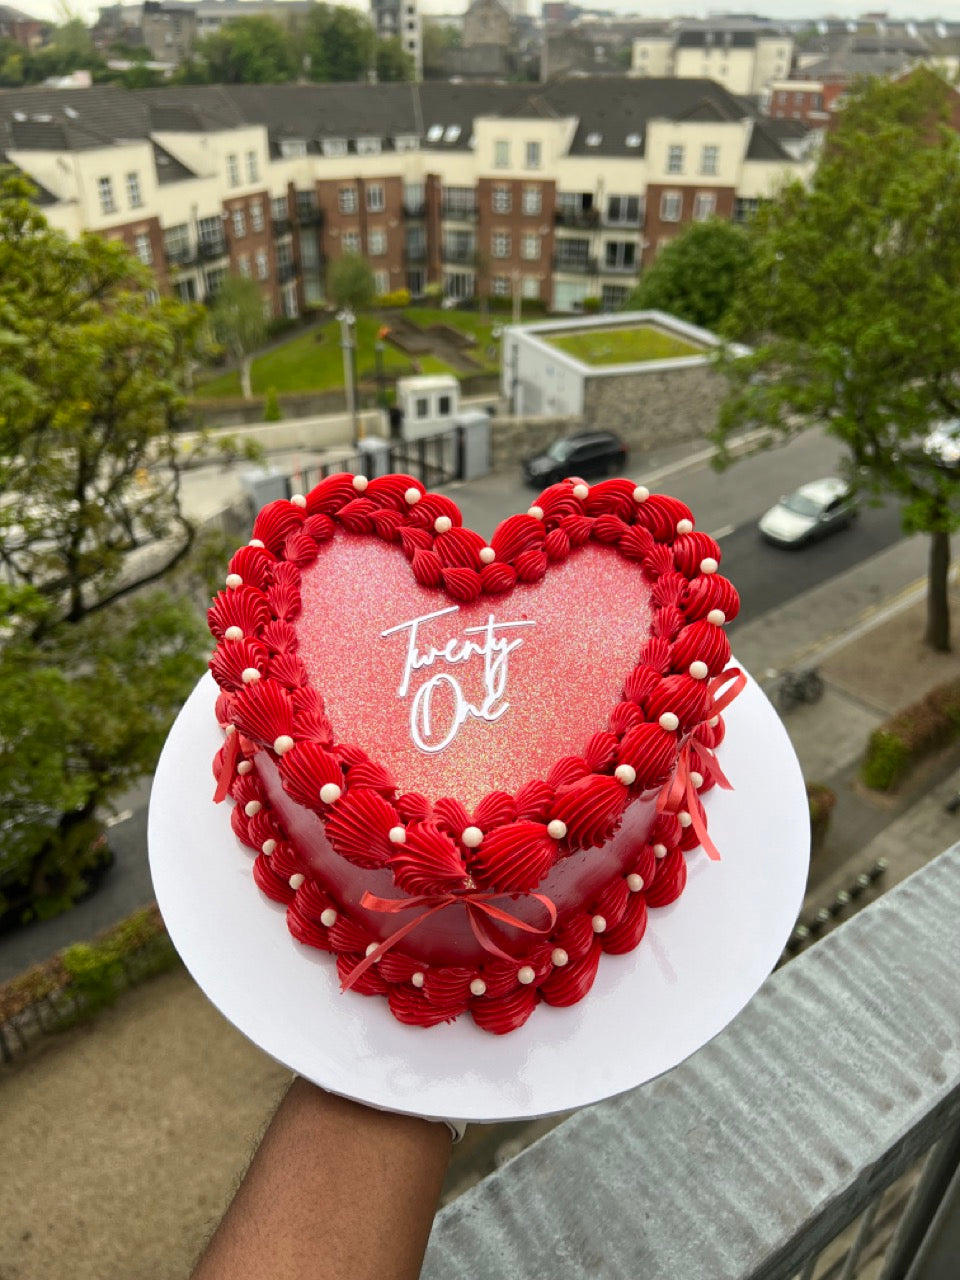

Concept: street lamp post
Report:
left=337, top=308, right=360, bottom=447
left=374, top=339, right=386, bottom=407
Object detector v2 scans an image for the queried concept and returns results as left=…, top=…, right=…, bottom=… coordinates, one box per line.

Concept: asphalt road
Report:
left=0, top=427, right=906, bottom=980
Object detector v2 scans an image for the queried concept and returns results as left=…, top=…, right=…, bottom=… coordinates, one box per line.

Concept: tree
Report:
left=190, top=15, right=297, bottom=84
left=328, top=253, right=376, bottom=311
left=375, top=36, right=414, bottom=82
left=210, top=274, right=269, bottom=400
left=422, top=20, right=460, bottom=78
left=711, top=70, right=960, bottom=652
left=628, top=219, right=752, bottom=330
left=304, top=4, right=376, bottom=82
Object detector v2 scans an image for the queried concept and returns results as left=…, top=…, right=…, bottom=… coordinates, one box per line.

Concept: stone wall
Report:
left=489, top=416, right=579, bottom=473
left=582, top=362, right=722, bottom=446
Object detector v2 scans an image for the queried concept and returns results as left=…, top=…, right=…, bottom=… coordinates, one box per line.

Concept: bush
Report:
left=263, top=386, right=282, bottom=421
left=266, top=316, right=299, bottom=340
left=423, top=282, right=443, bottom=301
left=378, top=288, right=411, bottom=308
left=860, top=675, right=960, bottom=791
left=806, top=783, right=836, bottom=854
left=582, top=295, right=602, bottom=314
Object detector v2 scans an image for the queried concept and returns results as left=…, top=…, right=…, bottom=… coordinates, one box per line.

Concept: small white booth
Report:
left=396, top=374, right=459, bottom=438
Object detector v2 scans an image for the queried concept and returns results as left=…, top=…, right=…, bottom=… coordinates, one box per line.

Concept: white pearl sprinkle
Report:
left=319, top=783, right=341, bottom=804
left=573, top=483, right=589, bottom=500
left=677, top=518, right=694, bottom=535
left=479, top=546, right=496, bottom=564
left=547, top=819, right=567, bottom=840
left=411, top=971, right=425, bottom=988
left=591, top=914, right=607, bottom=933
left=365, top=941, right=380, bottom=959
left=627, top=873, right=644, bottom=892
left=388, top=826, right=406, bottom=844
left=237, top=760, right=253, bottom=775
left=273, top=734, right=295, bottom=755
left=248, top=539, right=265, bottom=549
left=690, top=771, right=704, bottom=789
left=551, top=948, right=569, bottom=967
left=352, top=474, right=368, bottom=492
left=224, top=625, right=243, bottom=642
left=653, top=843, right=668, bottom=859
left=470, top=978, right=487, bottom=997
left=689, top=660, right=709, bottom=680
left=658, top=712, right=679, bottom=732
left=262, top=838, right=277, bottom=856
left=241, top=667, right=260, bottom=684
left=633, top=485, right=649, bottom=503
left=461, top=826, right=484, bottom=848
left=224, top=724, right=236, bottom=736
left=320, top=908, right=338, bottom=928
left=615, top=763, right=636, bottom=785
left=289, top=873, right=305, bottom=890
left=678, top=810, right=693, bottom=828
left=404, top=487, right=420, bottom=505
left=225, top=573, right=243, bottom=589
left=707, top=609, right=726, bottom=626
left=709, top=715, right=720, bottom=727
left=700, top=557, right=719, bottom=575
left=290, top=493, right=307, bottom=508
left=244, top=800, right=261, bottom=817
left=434, top=515, right=453, bottom=533
left=528, top=505, right=544, bottom=520
left=518, top=965, right=536, bottom=985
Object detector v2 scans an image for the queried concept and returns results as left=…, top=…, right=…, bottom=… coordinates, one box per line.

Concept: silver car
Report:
left=758, top=478, right=856, bottom=547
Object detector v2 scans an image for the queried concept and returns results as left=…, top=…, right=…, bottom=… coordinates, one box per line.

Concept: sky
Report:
left=13, top=0, right=959, bottom=32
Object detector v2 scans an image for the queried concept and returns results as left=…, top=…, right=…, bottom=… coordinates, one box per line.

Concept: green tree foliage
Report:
left=712, top=69, right=960, bottom=651
left=210, top=274, right=269, bottom=400
left=628, top=219, right=752, bottom=330
left=188, top=15, right=298, bottom=84
left=304, top=4, right=376, bottom=81
left=422, top=20, right=460, bottom=77
left=328, top=253, right=376, bottom=311
left=375, top=36, right=414, bottom=82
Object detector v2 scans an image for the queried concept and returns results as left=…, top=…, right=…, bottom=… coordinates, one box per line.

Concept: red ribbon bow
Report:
left=340, top=889, right=558, bottom=992
left=656, top=667, right=747, bottom=862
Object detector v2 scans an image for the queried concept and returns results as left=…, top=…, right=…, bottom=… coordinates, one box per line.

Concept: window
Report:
left=133, top=231, right=152, bottom=265
left=601, top=284, right=629, bottom=309
left=280, top=139, right=307, bottom=158
left=366, top=183, right=385, bottom=212
left=667, top=145, right=684, bottom=174
left=356, top=136, right=382, bottom=155
left=163, top=223, right=190, bottom=260
left=607, top=194, right=640, bottom=224
left=522, top=185, right=541, bottom=215
left=700, top=145, right=719, bottom=176
left=275, top=240, right=292, bottom=271
left=438, top=394, right=452, bottom=416
left=525, top=140, right=541, bottom=169
left=339, top=187, right=358, bottom=214
left=250, top=200, right=264, bottom=233
left=255, top=249, right=268, bottom=280
left=322, top=138, right=348, bottom=157
left=492, top=232, right=510, bottom=259
left=626, top=132, right=641, bottom=148
left=198, top=214, right=223, bottom=248
left=660, top=192, right=682, bottom=222
left=442, top=186, right=476, bottom=217
left=585, top=132, right=602, bottom=147
left=443, top=230, right=473, bottom=262
left=246, top=150, right=258, bottom=182
left=369, top=229, right=387, bottom=255
left=494, top=139, right=510, bottom=168
left=426, top=124, right=443, bottom=143
left=395, top=134, right=419, bottom=151
left=492, top=185, right=511, bottom=214
left=444, top=125, right=461, bottom=143
left=232, top=209, right=246, bottom=238
left=342, top=231, right=361, bottom=254
left=522, top=275, right=539, bottom=300
left=226, top=153, right=240, bottom=187
left=374, top=270, right=390, bottom=294
left=98, top=176, right=116, bottom=215
left=126, top=172, right=142, bottom=209
left=521, top=233, right=540, bottom=261
left=271, top=195, right=288, bottom=221
left=146, top=287, right=160, bottom=306
left=404, top=182, right=425, bottom=212
left=733, top=196, right=759, bottom=223
left=205, top=266, right=226, bottom=296
left=604, top=241, right=636, bottom=271
left=238, top=253, right=251, bottom=277
left=415, top=396, right=429, bottom=418
left=693, top=192, right=716, bottom=221
left=492, top=276, right=510, bottom=297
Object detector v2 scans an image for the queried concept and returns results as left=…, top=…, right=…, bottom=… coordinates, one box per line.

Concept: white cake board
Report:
left=148, top=668, right=809, bottom=1123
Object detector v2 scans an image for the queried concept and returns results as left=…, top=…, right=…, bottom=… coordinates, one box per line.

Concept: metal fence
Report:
left=297, top=425, right=462, bottom=493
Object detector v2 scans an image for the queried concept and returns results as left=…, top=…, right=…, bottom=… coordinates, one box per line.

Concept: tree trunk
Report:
left=240, top=355, right=253, bottom=401
left=925, top=529, right=951, bottom=653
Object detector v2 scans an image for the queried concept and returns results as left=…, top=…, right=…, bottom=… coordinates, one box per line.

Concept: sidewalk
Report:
left=3, top=544, right=960, bottom=1280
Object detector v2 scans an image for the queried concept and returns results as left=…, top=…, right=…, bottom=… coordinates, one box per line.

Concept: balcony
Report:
left=421, top=846, right=960, bottom=1280
left=164, top=244, right=196, bottom=268
left=295, top=206, right=323, bottom=228
left=197, top=237, right=227, bottom=261
left=599, top=257, right=639, bottom=275
left=441, top=203, right=478, bottom=222
left=442, top=247, right=476, bottom=266
left=277, top=261, right=297, bottom=284
left=554, top=207, right=600, bottom=230
left=272, top=217, right=291, bottom=237
left=403, top=202, right=427, bottom=218
left=405, top=245, right=427, bottom=263
left=552, top=254, right=598, bottom=275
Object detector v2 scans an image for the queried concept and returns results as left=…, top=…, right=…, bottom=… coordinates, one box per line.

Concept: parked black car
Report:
left=523, top=431, right=628, bottom=487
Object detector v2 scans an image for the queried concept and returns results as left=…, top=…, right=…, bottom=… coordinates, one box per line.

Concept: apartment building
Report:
left=631, top=25, right=793, bottom=97
left=0, top=79, right=808, bottom=316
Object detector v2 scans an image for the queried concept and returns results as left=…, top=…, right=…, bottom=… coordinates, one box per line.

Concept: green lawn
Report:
left=196, top=307, right=503, bottom=399
left=546, top=325, right=703, bottom=366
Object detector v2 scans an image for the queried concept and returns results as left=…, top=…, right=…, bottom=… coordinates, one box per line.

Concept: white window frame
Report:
left=338, top=187, right=358, bottom=214
left=700, top=145, right=719, bottom=176
left=255, top=249, right=268, bottom=280
left=226, top=153, right=240, bottom=187
left=521, top=275, right=539, bottom=300
left=492, top=184, right=511, bottom=214
left=494, top=139, right=510, bottom=168
left=342, top=231, right=361, bottom=254
left=245, top=149, right=259, bottom=182
left=322, top=138, right=348, bottom=158
left=521, top=233, right=540, bottom=261
left=659, top=191, right=682, bottom=222
left=250, top=200, right=264, bottom=233
left=374, top=269, right=390, bottom=294
left=280, top=139, right=307, bottom=158
left=356, top=136, right=382, bottom=155
left=126, top=171, right=142, bottom=209
left=98, top=176, right=115, bottom=215
left=133, top=231, right=152, bottom=264
left=525, top=140, right=541, bottom=169
left=492, top=275, right=510, bottom=297
left=232, top=209, right=246, bottom=238
left=666, top=144, right=684, bottom=175
left=368, top=229, right=387, bottom=256
left=521, top=185, right=541, bottom=215
left=693, top=192, right=716, bottom=222
left=238, top=253, right=251, bottom=277
left=491, top=232, right=511, bottom=259
left=366, top=183, right=385, bottom=212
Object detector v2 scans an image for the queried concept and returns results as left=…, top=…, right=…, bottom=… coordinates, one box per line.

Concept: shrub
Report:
left=860, top=675, right=960, bottom=791
left=582, top=295, right=602, bottom=314
left=266, top=316, right=299, bottom=340
left=378, top=288, right=411, bottom=308
left=423, top=281, right=443, bottom=300
left=806, top=783, right=836, bottom=854
left=263, top=386, right=282, bottom=421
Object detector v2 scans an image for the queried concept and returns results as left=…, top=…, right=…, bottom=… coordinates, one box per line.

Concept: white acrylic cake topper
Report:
left=148, top=666, right=810, bottom=1124
left=380, top=605, right=536, bottom=754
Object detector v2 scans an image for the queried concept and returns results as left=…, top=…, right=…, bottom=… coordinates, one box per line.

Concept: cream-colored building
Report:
left=632, top=26, right=793, bottom=97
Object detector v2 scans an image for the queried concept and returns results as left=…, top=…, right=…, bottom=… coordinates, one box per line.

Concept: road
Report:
left=0, top=427, right=906, bottom=980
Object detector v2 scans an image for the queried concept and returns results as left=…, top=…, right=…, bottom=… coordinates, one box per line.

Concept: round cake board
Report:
left=148, top=668, right=809, bottom=1124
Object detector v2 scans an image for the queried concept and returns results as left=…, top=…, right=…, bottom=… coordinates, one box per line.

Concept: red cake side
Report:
left=208, top=473, right=741, bottom=1034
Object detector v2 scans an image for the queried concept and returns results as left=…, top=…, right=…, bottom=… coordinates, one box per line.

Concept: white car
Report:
left=758, top=478, right=856, bottom=547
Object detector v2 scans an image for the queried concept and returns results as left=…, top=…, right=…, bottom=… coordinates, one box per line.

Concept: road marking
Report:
left=105, top=809, right=133, bottom=828
left=708, top=523, right=735, bottom=541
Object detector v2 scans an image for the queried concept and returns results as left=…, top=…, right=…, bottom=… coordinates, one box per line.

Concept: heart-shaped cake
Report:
left=208, top=473, right=742, bottom=1034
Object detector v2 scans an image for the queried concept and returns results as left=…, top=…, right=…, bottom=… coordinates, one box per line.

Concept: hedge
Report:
left=806, top=783, right=837, bottom=854
left=861, top=675, right=960, bottom=791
